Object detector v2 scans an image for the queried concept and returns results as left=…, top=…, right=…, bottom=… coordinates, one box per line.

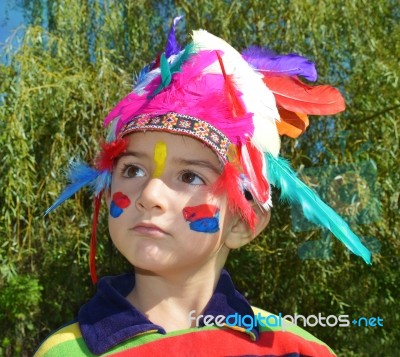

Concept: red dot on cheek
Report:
left=183, top=204, right=219, bottom=221
left=112, top=192, right=131, bottom=208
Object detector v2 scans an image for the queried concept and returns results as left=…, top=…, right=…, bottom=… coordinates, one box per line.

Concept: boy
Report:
left=35, top=25, right=371, bottom=356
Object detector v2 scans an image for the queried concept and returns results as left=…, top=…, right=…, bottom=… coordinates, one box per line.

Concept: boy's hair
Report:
left=45, top=18, right=371, bottom=283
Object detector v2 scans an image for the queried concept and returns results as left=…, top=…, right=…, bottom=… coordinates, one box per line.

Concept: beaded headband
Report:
left=120, top=112, right=232, bottom=160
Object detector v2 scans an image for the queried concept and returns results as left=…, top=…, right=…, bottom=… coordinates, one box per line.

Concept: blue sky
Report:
left=0, top=0, right=25, bottom=48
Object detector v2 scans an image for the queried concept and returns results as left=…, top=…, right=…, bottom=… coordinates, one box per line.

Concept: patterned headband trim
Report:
left=119, top=112, right=232, bottom=160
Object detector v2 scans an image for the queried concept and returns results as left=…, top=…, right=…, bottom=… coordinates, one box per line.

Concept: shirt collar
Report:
left=79, top=269, right=258, bottom=355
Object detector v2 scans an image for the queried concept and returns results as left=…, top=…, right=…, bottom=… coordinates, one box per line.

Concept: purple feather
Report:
left=242, top=46, right=318, bottom=82
left=165, top=16, right=183, bottom=57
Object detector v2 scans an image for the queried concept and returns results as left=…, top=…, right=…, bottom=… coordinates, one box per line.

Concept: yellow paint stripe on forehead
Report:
left=153, top=141, right=167, bottom=178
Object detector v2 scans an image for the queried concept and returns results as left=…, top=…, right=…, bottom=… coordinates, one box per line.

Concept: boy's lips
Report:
left=131, top=222, right=168, bottom=237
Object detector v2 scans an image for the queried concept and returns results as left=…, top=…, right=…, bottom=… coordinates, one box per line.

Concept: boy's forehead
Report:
left=124, top=130, right=221, bottom=164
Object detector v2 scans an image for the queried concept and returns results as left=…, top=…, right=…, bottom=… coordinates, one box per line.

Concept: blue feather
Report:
left=266, top=154, right=372, bottom=264
left=95, top=170, right=111, bottom=195
left=135, top=63, right=152, bottom=87
left=45, top=161, right=100, bottom=215
left=106, top=120, right=117, bottom=142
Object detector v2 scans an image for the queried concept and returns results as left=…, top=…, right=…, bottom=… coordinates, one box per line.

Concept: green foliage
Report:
left=0, top=275, right=42, bottom=356
left=0, top=0, right=399, bottom=356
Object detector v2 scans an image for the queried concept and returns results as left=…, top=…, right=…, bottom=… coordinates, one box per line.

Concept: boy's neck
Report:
left=126, top=266, right=224, bottom=332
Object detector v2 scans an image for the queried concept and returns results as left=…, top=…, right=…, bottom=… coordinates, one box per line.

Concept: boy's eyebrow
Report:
left=177, top=158, right=222, bottom=174
left=117, top=151, right=148, bottom=159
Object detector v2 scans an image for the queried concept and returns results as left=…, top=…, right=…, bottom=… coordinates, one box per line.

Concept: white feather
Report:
left=134, top=68, right=160, bottom=95
left=192, top=30, right=281, bottom=157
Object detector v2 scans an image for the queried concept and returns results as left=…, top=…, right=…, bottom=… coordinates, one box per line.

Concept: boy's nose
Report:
left=135, top=177, right=168, bottom=212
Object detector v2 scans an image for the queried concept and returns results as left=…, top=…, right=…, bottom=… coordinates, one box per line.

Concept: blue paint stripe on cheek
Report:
left=110, top=201, right=123, bottom=218
left=189, top=217, right=220, bottom=233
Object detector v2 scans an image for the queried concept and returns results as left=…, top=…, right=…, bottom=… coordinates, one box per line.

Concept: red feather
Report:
left=96, top=138, right=127, bottom=171
left=240, top=140, right=270, bottom=204
left=263, top=75, right=345, bottom=115
left=277, top=107, right=309, bottom=138
left=212, top=163, right=256, bottom=231
left=90, top=192, right=103, bottom=285
left=153, top=53, right=162, bottom=69
left=216, top=52, right=246, bottom=118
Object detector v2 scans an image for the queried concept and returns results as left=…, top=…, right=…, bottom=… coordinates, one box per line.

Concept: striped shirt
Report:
left=35, top=270, right=336, bottom=356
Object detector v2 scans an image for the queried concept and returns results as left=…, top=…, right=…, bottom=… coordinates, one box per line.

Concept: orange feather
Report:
left=277, top=107, right=309, bottom=138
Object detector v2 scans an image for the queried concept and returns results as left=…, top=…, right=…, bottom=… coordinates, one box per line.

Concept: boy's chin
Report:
left=130, top=256, right=229, bottom=280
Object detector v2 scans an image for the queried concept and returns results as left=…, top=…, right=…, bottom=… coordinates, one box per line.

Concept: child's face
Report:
left=107, top=131, right=237, bottom=276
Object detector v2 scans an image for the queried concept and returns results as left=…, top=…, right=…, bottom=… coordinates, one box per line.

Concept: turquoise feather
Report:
left=150, top=43, right=196, bottom=98
left=160, top=53, right=172, bottom=87
left=169, top=42, right=195, bottom=74
left=149, top=53, right=171, bottom=97
left=266, top=153, right=372, bottom=264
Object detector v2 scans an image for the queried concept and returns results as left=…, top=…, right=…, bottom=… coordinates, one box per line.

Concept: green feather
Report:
left=170, top=42, right=195, bottom=74
left=151, top=53, right=171, bottom=97
left=149, top=43, right=196, bottom=98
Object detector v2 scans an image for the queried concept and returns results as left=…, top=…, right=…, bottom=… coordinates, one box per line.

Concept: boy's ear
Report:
left=224, top=204, right=271, bottom=250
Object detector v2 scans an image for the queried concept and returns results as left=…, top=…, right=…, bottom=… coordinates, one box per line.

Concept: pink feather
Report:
left=106, top=50, right=255, bottom=144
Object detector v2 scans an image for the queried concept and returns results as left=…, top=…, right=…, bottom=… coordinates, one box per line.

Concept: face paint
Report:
left=110, top=192, right=131, bottom=218
left=183, top=204, right=220, bottom=233
left=183, top=204, right=219, bottom=221
left=113, top=192, right=131, bottom=208
left=152, top=141, right=167, bottom=178
left=110, top=201, right=123, bottom=218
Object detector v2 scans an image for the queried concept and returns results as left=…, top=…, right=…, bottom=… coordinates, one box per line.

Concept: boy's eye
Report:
left=122, top=164, right=145, bottom=178
left=181, top=171, right=205, bottom=185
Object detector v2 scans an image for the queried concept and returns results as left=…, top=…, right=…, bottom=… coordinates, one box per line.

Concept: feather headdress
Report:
left=46, top=18, right=371, bottom=284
